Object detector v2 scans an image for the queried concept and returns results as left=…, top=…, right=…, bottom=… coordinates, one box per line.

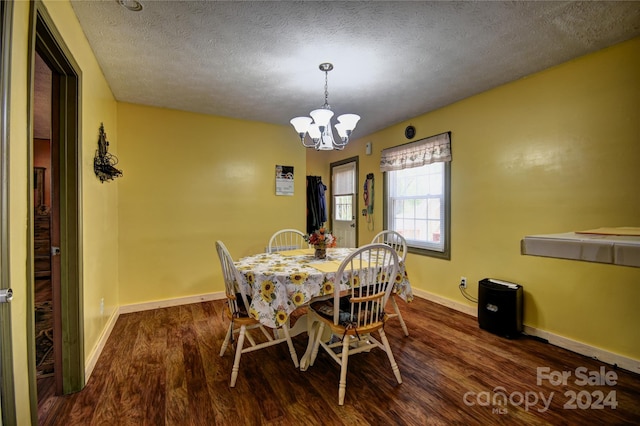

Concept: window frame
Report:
left=382, top=137, right=451, bottom=260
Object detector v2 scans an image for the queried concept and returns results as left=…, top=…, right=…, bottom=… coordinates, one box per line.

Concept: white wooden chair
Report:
left=267, top=228, right=309, bottom=253
left=308, top=243, right=402, bottom=405
left=371, top=230, right=409, bottom=336
left=216, top=240, right=299, bottom=387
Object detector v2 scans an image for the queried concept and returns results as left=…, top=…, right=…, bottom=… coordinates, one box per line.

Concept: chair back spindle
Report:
left=216, top=240, right=251, bottom=317
left=267, top=229, right=309, bottom=253
left=335, top=243, right=399, bottom=329
left=371, top=230, right=407, bottom=262
left=370, top=230, right=410, bottom=336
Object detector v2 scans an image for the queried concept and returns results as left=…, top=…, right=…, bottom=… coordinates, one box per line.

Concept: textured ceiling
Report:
left=69, top=1, right=640, bottom=139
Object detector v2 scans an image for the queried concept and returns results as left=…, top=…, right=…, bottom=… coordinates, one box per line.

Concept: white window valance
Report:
left=380, top=131, right=451, bottom=172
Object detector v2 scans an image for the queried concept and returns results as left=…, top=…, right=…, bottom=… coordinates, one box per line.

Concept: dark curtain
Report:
left=306, top=176, right=327, bottom=233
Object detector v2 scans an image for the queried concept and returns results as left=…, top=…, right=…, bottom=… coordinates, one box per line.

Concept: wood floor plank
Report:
left=39, top=298, right=640, bottom=425
left=164, top=306, right=189, bottom=426
left=183, top=324, right=219, bottom=425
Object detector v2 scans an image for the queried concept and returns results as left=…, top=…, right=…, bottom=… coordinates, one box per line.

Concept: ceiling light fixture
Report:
left=290, top=63, right=360, bottom=151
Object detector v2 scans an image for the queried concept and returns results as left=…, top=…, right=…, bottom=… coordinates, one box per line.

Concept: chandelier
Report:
left=290, top=63, right=360, bottom=150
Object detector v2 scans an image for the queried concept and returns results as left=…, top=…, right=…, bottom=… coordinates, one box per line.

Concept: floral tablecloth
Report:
left=234, top=247, right=414, bottom=328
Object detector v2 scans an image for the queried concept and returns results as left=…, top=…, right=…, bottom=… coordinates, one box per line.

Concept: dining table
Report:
left=233, top=246, right=414, bottom=370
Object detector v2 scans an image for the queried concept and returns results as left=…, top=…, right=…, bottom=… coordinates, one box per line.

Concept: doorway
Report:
left=330, top=157, right=358, bottom=248
left=33, top=50, right=56, bottom=407
left=29, top=2, right=84, bottom=417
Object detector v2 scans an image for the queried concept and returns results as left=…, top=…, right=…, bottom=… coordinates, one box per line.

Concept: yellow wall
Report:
left=116, top=103, right=306, bottom=305
left=6, top=0, right=639, bottom=421
left=312, top=37, right=640, bottom=361
left=9, top=0, right=120, bottom=422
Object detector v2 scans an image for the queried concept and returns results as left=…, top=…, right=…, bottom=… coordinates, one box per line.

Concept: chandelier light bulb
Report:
left=308, top=124, right=322, bottom=140
left=310, top=108, right=334, bottom=128
left=335, top=122, right=348, bottom=139
left=337, top=114, right=360, bottom=131
left=290, top=116, right=312, bottom=136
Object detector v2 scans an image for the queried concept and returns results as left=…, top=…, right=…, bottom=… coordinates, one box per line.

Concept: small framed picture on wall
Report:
left=275, top=165, right=294, bottom=196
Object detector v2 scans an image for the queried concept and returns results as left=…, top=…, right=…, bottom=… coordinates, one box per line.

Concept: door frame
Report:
left=330, top=156, right=359, bottom=248
left=0, top=0, right=17, bottom=423
left=27, top=0, right=84, bottom=416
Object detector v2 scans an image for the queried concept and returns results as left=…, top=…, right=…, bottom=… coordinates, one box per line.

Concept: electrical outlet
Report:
left=460, top=277, right=467, bottom=288
left=100, top=298, right=105, bottom=315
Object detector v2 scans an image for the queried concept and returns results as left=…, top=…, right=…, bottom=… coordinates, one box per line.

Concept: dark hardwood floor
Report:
left=36, top=274, right=56, bottom=411
left=38, top=297, right=640, bottom=425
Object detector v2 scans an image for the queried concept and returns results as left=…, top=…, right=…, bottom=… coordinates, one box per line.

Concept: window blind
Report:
left=380, top=132, right=451, bottom=172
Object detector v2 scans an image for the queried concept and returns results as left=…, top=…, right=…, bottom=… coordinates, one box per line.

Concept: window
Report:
left=334, top=195, right=353, bottom=221
left=381, top=132, right=451, bottom=259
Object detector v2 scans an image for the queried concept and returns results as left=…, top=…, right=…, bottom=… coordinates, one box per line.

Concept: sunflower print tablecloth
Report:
left=234, top=247, right=413, bottom=328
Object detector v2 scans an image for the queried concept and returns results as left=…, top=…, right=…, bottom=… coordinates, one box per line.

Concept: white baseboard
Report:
left=414, top=288, right=640, bottom=375
left=413, top=288, right=477, bottom=317
left=521, top=325, right=640, bottom=375
left=119, top=292, right=225, bottom=314
left=84, top=307, right=119, bottom=380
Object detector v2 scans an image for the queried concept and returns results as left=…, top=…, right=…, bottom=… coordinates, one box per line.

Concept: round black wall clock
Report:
left=405, top=125, right=416, bottom=139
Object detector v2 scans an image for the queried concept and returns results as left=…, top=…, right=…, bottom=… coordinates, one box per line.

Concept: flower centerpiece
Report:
left=305, top=228, right=337, bottom=259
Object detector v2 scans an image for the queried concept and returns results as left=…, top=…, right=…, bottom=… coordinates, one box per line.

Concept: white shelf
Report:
left=521, top=231, right=640, bottom=268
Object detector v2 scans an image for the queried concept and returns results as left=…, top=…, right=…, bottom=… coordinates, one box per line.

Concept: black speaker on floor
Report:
left=478, top=278, right=523, bottom=339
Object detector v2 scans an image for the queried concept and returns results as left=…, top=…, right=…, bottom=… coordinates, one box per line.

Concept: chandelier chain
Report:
left=324, top=70, right=330, bottom=108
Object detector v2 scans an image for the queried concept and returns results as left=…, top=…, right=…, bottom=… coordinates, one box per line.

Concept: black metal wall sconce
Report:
left=94, top=123, right=123, bottom=183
